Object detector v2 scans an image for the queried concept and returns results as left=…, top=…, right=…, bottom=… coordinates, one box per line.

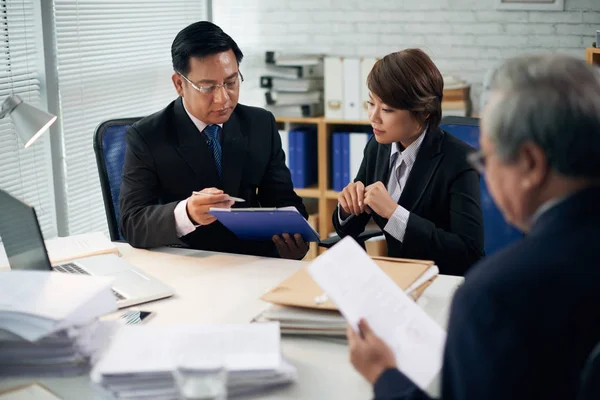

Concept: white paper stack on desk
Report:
left=256, top=256, right=439, bottom=336
left=92, top=323, right=296, bottom=399
left=0, top=270, right=118, bottom=376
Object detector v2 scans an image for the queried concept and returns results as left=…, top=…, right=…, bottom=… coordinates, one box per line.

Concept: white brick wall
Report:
left=213, top=0, right=600, bottom=113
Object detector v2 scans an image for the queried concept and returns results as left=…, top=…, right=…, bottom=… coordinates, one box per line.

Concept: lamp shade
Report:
left=1, top=95, right=57, bottom=148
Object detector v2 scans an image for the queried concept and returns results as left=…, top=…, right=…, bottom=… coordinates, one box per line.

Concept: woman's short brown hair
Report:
left=367, top=48, right=444, bottom=130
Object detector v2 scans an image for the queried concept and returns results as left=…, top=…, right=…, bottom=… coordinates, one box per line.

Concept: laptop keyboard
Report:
left=53, top=263, right=127, bottom=301
left=53, top=262, right=89, bottom=275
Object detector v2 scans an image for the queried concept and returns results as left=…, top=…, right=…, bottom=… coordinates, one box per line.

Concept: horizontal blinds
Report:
left=0, top=0, right=57, bottom=241
left=53, top=0, right=208, bottom=235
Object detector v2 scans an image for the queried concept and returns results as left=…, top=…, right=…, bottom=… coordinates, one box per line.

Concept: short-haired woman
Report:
left=333, top=49, right=484, bottom=275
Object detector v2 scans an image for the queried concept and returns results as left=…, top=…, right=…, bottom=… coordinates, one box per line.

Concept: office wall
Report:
left=213, top=0, right=600, bottom=112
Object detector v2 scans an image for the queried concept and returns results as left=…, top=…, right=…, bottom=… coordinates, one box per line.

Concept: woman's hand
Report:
left=364, top=182, right=398, bottom=219
left=338, top=181, right=370, bottom=218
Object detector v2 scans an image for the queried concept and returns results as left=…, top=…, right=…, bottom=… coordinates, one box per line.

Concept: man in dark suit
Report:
left=119, top=21, right=308, bottom=259
left=346, top=55, right=600, bottom=399
left=333, top=49, right=484, bottom=276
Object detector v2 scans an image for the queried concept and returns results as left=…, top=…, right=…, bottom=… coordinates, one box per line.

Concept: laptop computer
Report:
left=0, top=189, right=174, bottom=308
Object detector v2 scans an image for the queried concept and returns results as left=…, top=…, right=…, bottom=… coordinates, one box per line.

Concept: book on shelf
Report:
left=266, top=103, right=323, bottom=118
left=265, top=63, right=324, bottom=79
left=265, top=90, right=322, bottom=106
left=260, top=76, right=324, bottom=92
left=265, top=51, right=324, bottom=67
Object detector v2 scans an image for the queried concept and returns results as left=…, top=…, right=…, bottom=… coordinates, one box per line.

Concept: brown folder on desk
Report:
left=261, top=257, right=436, bottom=311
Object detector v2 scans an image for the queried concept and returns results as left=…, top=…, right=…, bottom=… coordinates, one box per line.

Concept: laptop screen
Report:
left=0, top=189, right=52, bottom=271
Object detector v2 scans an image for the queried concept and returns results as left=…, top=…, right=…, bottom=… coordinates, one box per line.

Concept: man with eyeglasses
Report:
left=119, top=21, right=309, bottom=259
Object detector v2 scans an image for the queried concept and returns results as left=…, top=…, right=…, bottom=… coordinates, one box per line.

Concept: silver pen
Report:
left=192, top=191, right=245, bottom=203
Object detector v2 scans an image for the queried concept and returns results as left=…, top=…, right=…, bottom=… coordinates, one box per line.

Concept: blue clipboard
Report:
left=208, top=207, right=321, bottom=242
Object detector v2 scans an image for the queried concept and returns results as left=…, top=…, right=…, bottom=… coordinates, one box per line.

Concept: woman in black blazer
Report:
left=333, top=49, right=484, bottom=276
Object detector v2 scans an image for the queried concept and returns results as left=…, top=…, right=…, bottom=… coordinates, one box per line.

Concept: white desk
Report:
left=0, top=244, right=463, bottom=399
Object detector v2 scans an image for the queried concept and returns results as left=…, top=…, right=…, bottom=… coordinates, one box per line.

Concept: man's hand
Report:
left=347, top=319, right=397, bottom=385
left=272, top=233, right=309, bottom=260
left=338, top=181, right=370, bottom=219
left=186, top=188, right=234, bottom=225
left=364, top=182, right=398, bottom=219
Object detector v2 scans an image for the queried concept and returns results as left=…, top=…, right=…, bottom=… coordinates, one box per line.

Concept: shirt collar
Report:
left=182, top=98, right=223, bottom=133
left=389, top=126, right=427, bottom=167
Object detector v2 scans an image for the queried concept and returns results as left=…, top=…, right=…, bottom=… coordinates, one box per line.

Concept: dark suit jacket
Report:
left=332, top=128, right=484, bottom=276
left=119, top=97, right=307, bottom=257
left=374, top=186, right=600, bottom=400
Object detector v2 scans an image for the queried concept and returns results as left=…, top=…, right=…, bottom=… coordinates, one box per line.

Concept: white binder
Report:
left=350, top=133, right=369, bottom=181
left=324, top=57, right=344, bottom=119
left=343, top=58, right=361, bottom=120
left=360, top=58, right=377, bottom=121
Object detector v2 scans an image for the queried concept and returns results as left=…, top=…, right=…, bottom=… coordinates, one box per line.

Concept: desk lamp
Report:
left=0, top=95, right=57, bottom=148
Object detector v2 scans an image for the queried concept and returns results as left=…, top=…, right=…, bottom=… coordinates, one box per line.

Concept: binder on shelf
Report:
left=279, top=130, right=289, bottom=169
left=341, top=133, right=350, bottom=186
left=332, top=133, right=343, bottom=191
left=266, top=104, right=323, bottom=118
left=260, top=76, right=323, bottom=92
left=265, top=91, right=321, bottom=106
left=324, top=57, right=344, bottom=119
left=343, top=58, right=361, bottom=120
left=360, top=58, right=377, bottom=121
left=208, top=207, right=320, bottom=242
left=265, top=51, right=323, bottom=66
left=265, top=64, right=324, bottom=79
left=350, top=133, right=369, bottom=182
left=288, top=130, right=297, bottom=186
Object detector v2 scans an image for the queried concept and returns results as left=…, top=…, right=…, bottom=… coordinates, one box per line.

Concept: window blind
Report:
left=52, top=0, right=208, bottom=235
left=0, top=0, right=57, bottom=240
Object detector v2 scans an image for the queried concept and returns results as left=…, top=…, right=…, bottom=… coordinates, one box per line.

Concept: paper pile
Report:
left=257, top=257, right=439, bottom=336
left=0, top=270, right=118, bottom=376
left=92, top=323, right=296, bottom=399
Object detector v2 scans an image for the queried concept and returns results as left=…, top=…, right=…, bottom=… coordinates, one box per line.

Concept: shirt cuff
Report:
left=373, top=368, right=424, bottom=399
left=174, top=198, right=198, bottom=238
left=337, top=204, right=354, bottom=226
left=384, top=205, right=410, bottom=242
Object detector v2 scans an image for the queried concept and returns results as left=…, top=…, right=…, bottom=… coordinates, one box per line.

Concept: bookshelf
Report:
left=276, top=117, right=372, bottom=255
left=586, top=47, right=600, bottom=67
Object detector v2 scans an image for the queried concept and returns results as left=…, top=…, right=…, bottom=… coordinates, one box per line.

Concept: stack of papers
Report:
left=308, top=237, right=446, bottom=391
left=257, top=256, right=438, bottom=336
left=92, top=323, right=296, bottom=399
left=255, top=304, right=347, bottom=336
left=0, top=271, right=118, bottom=376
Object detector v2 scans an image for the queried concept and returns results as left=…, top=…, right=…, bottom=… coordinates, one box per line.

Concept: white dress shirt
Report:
left=174, top=102, right=223, bottom=238
left=339, top=129, right=427, bottom=243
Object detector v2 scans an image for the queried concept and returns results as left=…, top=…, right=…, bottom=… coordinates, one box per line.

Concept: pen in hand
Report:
left=192, top=191, right=245, bottom=203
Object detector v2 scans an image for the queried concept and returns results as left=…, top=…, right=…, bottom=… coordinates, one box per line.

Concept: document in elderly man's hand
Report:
left=307, top=237, right=446, bottom=390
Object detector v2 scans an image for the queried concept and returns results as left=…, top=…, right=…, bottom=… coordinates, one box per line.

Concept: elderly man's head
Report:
left=479, top=55, right=600, bottom=232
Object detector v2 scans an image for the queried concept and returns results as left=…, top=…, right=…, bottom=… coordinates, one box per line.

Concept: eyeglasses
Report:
left=177, top=71, right=244, bottom=95
left=467, top=150, right=486, bottom=174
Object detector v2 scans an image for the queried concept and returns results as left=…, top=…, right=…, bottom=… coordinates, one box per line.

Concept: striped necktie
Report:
left=204, top=124, right=222, bottom=179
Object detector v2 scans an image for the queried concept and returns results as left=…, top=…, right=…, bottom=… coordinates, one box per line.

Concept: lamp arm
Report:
left=0, top=95, right=22, bottom=119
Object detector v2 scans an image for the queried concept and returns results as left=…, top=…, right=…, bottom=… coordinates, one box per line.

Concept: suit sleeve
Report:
left=399, top=168, right=484, bottom=275
left=257, top=113, right=308, bottom=218
left=119, top=126, right=184, bottom=248
left=373, top=368, right=432, bottom=399
left=332, top=144, right=371, bottom=238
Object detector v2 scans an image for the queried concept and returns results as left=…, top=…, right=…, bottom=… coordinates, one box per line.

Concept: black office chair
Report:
left=93, top=118, right=142, bottom=241
left=440, top=116, right=522, bottom=256
left=578, top=341, right=600, bottom=400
